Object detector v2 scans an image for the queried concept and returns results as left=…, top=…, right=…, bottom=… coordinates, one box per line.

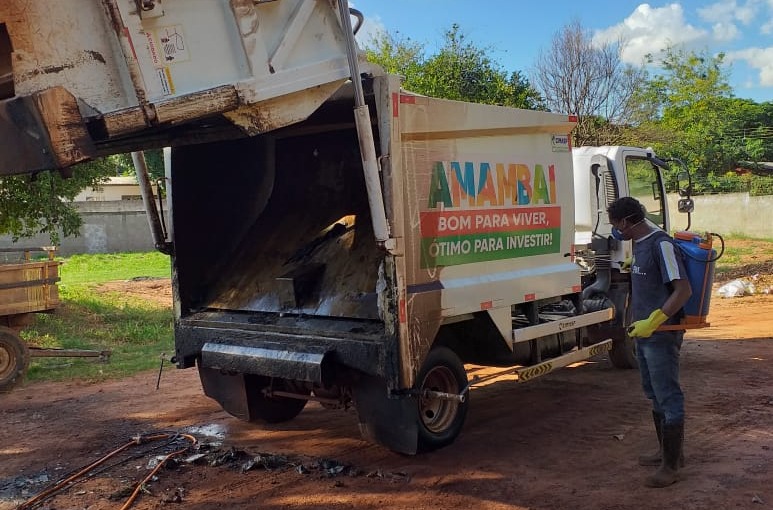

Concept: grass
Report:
left=712, top=234, right=773, bottom=280
left=59, top=251, right=171, bottom=284
left=20, top=252, right=173, bottom=384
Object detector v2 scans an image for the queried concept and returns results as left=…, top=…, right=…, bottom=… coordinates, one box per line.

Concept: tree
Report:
left=365, top=25, right=544, bottom=110
left=635, top=48, right=741, bottom=181
left=0, top=148, right=166, bottom=244
left=0, top=159, right=114, bottom=244
left=532, top=20, right=646, bottom=146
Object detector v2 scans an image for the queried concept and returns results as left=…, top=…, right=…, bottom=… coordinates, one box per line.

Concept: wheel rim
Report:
left=418, top=365, right=459, bottom=434
left=0, top=342, right=13, bottom=380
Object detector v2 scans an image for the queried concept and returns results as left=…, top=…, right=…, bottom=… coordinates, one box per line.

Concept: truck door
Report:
left=622, top=152, right=669, bottom=232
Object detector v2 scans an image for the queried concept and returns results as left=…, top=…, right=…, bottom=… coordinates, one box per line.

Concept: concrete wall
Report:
left=667, top=192, right=773, bottom=239
left=0, top=201, right=168, bottom=256
left=0, top=193, right=770, bottom=256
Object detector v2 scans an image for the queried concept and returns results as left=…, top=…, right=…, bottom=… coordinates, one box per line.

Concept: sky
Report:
left=351, top=0, right=773, bottom=103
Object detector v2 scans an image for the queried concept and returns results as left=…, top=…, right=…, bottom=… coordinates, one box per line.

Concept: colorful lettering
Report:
left=428, top=160, right=559, bottom=209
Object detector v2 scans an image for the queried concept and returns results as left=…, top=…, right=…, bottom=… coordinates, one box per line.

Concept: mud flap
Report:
left=198, top=366, right=252, bottom=421
left=352, top=374, right=418, bottom=455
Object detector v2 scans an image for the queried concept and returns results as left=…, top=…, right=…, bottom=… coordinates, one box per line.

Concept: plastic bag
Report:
left=716, top=279, right=755, bottom=298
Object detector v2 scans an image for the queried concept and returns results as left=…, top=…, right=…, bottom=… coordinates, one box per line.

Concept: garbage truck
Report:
left=0, top=0, right=714, bottom=453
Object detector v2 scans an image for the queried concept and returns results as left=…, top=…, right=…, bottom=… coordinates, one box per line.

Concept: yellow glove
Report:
left=628, top=309, right=669, bottom=338
left=620, top=256, right=633, bottom=271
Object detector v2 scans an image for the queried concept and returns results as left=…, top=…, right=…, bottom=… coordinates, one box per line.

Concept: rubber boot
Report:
left=645, top=422, right=683, bottom=488
left=638, top=411, right=664, bottom=466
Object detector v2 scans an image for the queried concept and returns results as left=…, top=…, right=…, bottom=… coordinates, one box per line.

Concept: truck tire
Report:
left=609, top=305, right=638, bottom=369
left=609, top=335, right=638, bottom=369
left=0, top=326, right=29, bottom=392
left=415, top=347, right=469, bottom=452
left=245, top=375, right=309, bottom=423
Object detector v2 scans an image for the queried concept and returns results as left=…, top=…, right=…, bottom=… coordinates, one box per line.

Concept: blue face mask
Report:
left=610, top=214, right=641, bottom=241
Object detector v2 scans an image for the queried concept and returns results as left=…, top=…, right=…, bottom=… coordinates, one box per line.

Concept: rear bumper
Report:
left=174, top=311, right=391, bottom=382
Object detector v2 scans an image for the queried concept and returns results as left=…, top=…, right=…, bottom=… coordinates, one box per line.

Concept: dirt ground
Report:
left=2, top=278, right=772, bottom=510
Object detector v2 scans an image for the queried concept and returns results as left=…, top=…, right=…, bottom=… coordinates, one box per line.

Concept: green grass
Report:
left=714, top=234, right=773, bottom=276
left=59, top=251, right=171, bottom=285
left=20, top=252, right=174, bottom=385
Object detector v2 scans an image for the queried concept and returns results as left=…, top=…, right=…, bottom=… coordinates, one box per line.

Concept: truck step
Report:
left=512, top=308, right=614, bottom=344
left=515, top=339, right=613, bottom=382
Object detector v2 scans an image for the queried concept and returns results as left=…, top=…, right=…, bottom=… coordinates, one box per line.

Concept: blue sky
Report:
left=352, top=1, right=773, bottom=103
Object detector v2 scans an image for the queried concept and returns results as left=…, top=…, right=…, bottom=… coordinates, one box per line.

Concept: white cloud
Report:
left=711, top=22, right=740, bottom=42
left=593, top=4, right=707, bottom=64
left=726, top=47, right=773, bottom=85
left=350, top=2, right=387, bottom=47
left=763, top=19, right=773, bottom=35
left=354, top=16, right=386, bottom=47
left=698, top=1, right=758, bottom=25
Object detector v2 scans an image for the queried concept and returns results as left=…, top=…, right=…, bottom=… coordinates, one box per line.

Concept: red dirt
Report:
left=2, top=282, right=772, bottom=510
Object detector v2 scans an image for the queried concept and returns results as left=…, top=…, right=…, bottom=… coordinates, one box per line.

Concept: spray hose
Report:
left=17, top=432, right=197, bottom=510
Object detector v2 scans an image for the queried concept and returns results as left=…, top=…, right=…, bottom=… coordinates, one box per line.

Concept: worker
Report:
left=607, top=196, right=692, bottom=488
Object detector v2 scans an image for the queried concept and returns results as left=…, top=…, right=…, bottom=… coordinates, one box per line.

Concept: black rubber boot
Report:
left=638, top=411, right=664, bottom=466
left=645, top=422, right=683, bottom=488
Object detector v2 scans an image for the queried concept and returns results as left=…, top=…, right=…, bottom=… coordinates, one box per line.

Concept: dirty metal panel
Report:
left=399, top=95, right=578, bottom=318
left=201, top=341, right=330, bottom=384
left=0, top=87, right=95, bottom=175
left=1, top=0, right=137, bottom=112
left=395, top=94, right=578, bottom=387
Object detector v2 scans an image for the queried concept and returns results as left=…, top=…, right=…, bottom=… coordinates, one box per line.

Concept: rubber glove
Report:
left=620, top=257, right=633, bottom=271
left=628, top=309, right=669, bottom=338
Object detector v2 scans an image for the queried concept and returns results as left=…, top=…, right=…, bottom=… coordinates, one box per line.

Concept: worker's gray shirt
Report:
left=630, top=229, right=688, bottom=325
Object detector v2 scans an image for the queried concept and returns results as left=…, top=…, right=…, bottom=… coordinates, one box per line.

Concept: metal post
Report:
left=132, top=151, right=171, bottom=254
left=336, top=0, right=391, bottom=247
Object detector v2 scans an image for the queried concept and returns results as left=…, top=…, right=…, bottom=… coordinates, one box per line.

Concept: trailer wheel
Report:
left=245, top=376, right=309, bottom=423
left=415, top=347, right=469, bottom=452
left=0, top=326, right=29, bottom=392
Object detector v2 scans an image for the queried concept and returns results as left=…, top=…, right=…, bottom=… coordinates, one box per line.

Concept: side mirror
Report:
left=676, top=170, right=692, bottom=197
left=678, top=198, right=694, bottom=214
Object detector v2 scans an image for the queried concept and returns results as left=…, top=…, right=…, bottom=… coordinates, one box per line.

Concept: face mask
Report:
left=610, top=214, right=641, bottom=241
left=611, top=227, right=626, bottom=241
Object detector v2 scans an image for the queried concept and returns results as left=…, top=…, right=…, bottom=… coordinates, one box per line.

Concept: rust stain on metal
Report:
left=229, top=0, right=259, bottom=66
left=154, top=85, right=240, bottom=125
left=33, top=86, right=96, bottom=167
left=100, top=0, right=154, bottom=123
left=224, top=104, right=277, bottom=135
left=85, top=50, right=106, bottom=64
left=17, top=50, right=109, bottom=80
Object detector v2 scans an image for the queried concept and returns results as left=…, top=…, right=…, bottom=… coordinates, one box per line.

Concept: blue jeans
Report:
left=636, top=331, right=684, bottom=425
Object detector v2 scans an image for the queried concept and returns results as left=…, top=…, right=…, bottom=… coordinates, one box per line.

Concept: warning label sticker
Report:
left=156, top=67, right=175, bottom=96
left=155, top=25, right=190, bottom=65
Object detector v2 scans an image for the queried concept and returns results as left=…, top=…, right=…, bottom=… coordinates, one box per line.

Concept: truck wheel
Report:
left=0, top=326, right=29, bottom=392
left=609, top=335, right=638, bottom=369
left=609, top=305, right=638, bottom=369
left=415, top=347, right=469, bottom=452
left=245, top=376, right=309, bottom=423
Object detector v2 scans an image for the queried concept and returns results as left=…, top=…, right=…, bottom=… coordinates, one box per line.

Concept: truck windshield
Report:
left=625, top=156, right=666, bottom=230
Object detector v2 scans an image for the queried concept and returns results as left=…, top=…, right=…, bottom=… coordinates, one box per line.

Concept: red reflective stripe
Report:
left=399, top=297, right=407, bottom=323
left=400, top=94, right=416, bottom=104
left=392, top=92, right=399, bottom=117
left=524, top=293, right=536, bottom=302
left=480, top=301, right=493, bottom=310
left=572, top=285, right=582, bottom=293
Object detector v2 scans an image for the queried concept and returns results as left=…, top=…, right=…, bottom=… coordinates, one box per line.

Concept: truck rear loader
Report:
left=0, top=0, right=715, bottom=453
